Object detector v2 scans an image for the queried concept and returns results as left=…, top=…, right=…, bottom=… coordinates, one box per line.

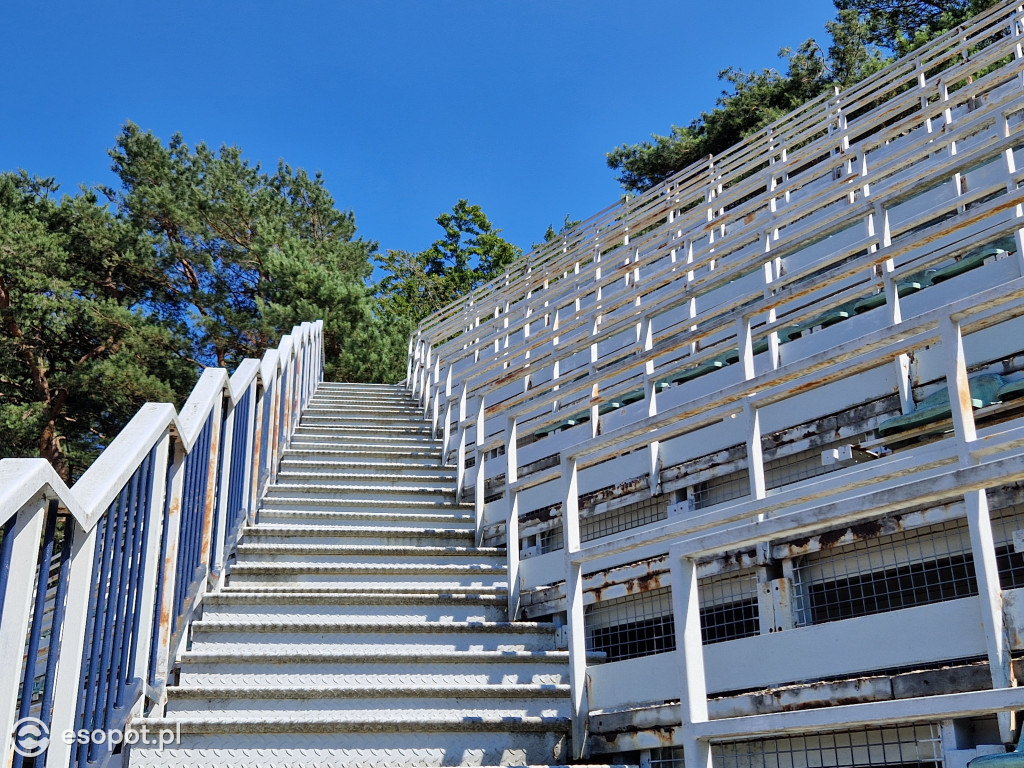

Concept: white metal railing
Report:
left=0, top=320, right=323, bottom=768
left=407, top=0, right=1024, bottom=758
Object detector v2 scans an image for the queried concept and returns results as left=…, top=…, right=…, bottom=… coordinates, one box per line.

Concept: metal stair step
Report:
left=211, top=584, right=508, bottom=596
left=291, top=431, right=436, bottom=442
left=286, top=436, right=438, bottom=448
left=243, top=524, right=474, bottom=545
left=275, top=470, right=457, bottom=485
left=281, top=450, right=444, bottom=466
left=234, top=543, right=504, bottom=566
left=199, top=591, right=508, bottom=623
left=295, top=423, right=433, bottom=435
left=178, top=649, right=578, bottom=687
left=255, top=508, right=474, bottom=528
left=278, top=464, right=456, bottom=478
left=302, top=411, right=426, bottom=421
left=188, top=619, right=557, bottom=654
left=227, top=561, right=507, bottom=588
left=136, top=758, right=621, bottom=768
left=163, top=683, right=571, bottom=719
left=128, top=723, right=571, bottom=765
left=265, top=484, right=457, bottom=501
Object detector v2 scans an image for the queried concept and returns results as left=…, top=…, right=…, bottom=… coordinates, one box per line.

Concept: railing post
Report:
left=151, top=437, right=186, bottom=714
left=268, top=364, right=284, bottom=485
left=197, top=393, right=225, bottom=593
left=0, top=498, right=46, bottom=765
left=212, top=396, right=237, bottom=584
left=505, top=415, right=520, bottom=619
left=456, top=383, right=468, bottom=491
left=134, top=429, right=172, bottom=706
left=943, top=316, right=1013, bottom=740
left=561, top=454, right=588, bottom=760
left=670, top=542, right=713, bottom=768
left=474, top=394, right=486, bottom=546
left=441, top=366, right=454, bottom=463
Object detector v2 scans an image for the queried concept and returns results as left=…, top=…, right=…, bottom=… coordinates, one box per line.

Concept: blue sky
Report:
left=0, top=1, right=837, bottom=266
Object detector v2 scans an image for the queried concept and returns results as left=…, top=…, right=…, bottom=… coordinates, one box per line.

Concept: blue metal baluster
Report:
left=187, top=422, right=210, bottom=597
left=174, top=443, right=199, bottom=620
left=258, top=385, right=272, bottom=497
left=88, top=482, right=129, bottom=765
left=209, top=409, right=229, bottom=568
left=75, top=490, right=118, bottom=768
left=72, top=508, right=109, bottom=767
left=37, top=511, right=75, bottom=760
left=0, top=513, right=18, bottom=621
left=105, top=464, right=142, bottom=728
left=13, top=500, right=59, bottom=768
left=122, top=448, right=156, bottom=709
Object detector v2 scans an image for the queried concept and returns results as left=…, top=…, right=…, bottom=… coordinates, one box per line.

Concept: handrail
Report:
left=0, top=319, right=324, bottom=768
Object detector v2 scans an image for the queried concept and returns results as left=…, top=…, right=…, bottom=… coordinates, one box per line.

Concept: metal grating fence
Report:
left=700, top=569, right=760, bottom=644
left=713, top=723, right=942, bottom=768
left=693, top=468, right=750, bottom=510
left=650, top=746, right=686, bottom=768
left=790, top=518, right=977, bottom=627
left=582, top=495, right=669, bottom=542
left=585, top=587, right=676, bottom=662
left=989, top=503, right=1024, bottom=590
left=712, top=724, right=942, bottom=768
left=764, top=436, right=869, bottom=490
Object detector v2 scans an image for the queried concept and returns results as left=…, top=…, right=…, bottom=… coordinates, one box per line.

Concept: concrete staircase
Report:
left=129, top=383, right=613, bottom=768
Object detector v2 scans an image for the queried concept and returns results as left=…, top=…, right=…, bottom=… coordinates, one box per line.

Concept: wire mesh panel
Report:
left=538, top=526, right=564, bottom=554
left=764, top=436, right=868, bottom=490
left=988, top=503, right=1024, bottom=590
left=585, top=587, right=676, bottom=662
left=650, top=746, right=686, bottom=768
left=790, top=518, right=977, bottom=627
left=582, top=495, right=669, bottom=542
left=713, top=723, right=942, bottom=768
left=699, top=568, right=760, bottom=644
left=694, top=463, right=750, bottom=510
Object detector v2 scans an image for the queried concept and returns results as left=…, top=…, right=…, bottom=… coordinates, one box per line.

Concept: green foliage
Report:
left=422, top=199, right=521, bottom=305
left=1, top=123, right=393, bottom=479
left=538, top=214, right=583, bottom=248
left=373, top=200, right=522, bottom=382
left=0, top=172, right=194, bottom=482
left=106, top=122, right=378, bottom=381
left=607, top=0, right=1007, bottom=193
left=835, top=0, right=999, bottom=54
left=606, top=41, right=838, bottom=193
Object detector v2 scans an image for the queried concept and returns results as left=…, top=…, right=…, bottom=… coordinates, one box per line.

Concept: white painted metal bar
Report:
left=561, top=455, right=589, bottom=760
left=0, top=497, right=47, bottom=765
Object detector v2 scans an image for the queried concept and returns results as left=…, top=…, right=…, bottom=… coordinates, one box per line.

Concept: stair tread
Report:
left=245, top=525, right=473, bottom=536
left=229, top=562, right=505, bottom=574
left=137, top=714, right=571, bottom=732
left=194, top=618, right=551, bottom=632
left=170, top=683, right=569, bottom=698
left=205, top=591, right=505, bottom=605
left=235, top=544, right=503, bottom=556
left=181, top=649, right=573, bottom=663
left=215, top=584, right=506, bottom=595
left=260, top=498, right=470, bottom=508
